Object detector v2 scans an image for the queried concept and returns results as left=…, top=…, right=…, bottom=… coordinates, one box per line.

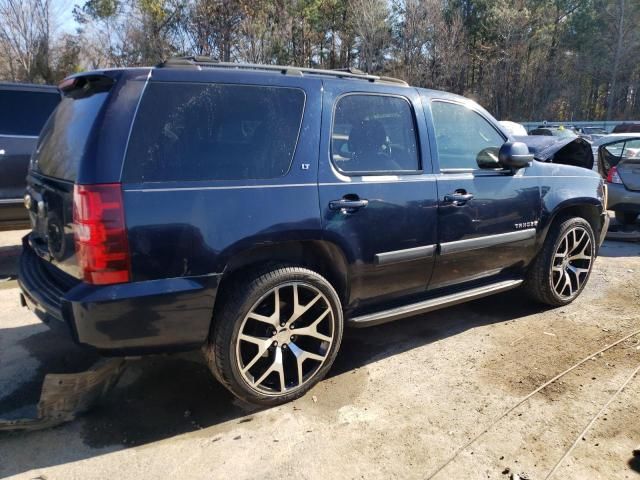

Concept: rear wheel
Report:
left=525, top=217, right=596, bottom=306
left=204, top=266, right=343, bottom=406
left=615, top=211, right=638, bottom=225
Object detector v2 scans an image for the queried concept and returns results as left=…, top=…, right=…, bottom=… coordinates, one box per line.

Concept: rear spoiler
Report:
left=515, top=135, right=594, bottom=170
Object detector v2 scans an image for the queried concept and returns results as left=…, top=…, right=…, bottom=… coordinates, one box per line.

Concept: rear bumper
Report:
left=19, top=238, right=221, bottom=354
left=607, top=183, right=640, bottom=213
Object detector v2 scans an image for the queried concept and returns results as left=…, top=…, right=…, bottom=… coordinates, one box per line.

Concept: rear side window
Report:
left=124, top=83, right=305, bottom=182
left=0, top=90, right=59, bottom=136
left=431, top=101, right=504, bottom=170
left=331, top=94, right=420, bottom=174
left=33, top=78, right=111, bottom=181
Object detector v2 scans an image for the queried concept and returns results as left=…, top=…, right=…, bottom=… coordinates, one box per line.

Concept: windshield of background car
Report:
left=123, top=82, right=305, bottom=182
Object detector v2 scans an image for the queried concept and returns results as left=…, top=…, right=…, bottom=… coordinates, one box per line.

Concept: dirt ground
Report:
left=0, top=229, right=639, bottom=480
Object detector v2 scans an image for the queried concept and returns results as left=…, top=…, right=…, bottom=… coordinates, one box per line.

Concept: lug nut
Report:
left=272, top=330, right=277, bottom=336
left=272, top=341, right=278, bottom=347
left=282, top=344, right=288, bottom=349
left=290, top=335, right=296, bottom=341
left=290, top=324, right=295, bottom=329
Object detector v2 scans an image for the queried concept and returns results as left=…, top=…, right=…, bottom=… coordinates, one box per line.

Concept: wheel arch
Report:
left=539, top=198, right=604, bottom=251
left=215, top=240, right=350, bottom=308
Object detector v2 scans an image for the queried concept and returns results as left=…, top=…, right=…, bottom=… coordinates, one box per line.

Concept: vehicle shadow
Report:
left=629, top=454, right=640, bottom=474
left=0, top=289, right=549, bottom=477
left=598, top=240, right=640, bottom=258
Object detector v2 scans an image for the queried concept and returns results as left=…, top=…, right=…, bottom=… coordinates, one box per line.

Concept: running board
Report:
left=348, top=279, right=524, bottom=328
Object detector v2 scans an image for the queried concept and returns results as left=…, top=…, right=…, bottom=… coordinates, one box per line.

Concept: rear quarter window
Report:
left=123, top=83, right=306, bottom=182
left=0, top=90, right=60, bottom=136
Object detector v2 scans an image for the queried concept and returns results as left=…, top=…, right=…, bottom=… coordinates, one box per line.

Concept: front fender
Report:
left=532, top=162, right=605, bottom=247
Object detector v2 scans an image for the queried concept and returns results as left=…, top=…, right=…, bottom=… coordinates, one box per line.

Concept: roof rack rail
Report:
left=157, top=57, right=408, bottom=86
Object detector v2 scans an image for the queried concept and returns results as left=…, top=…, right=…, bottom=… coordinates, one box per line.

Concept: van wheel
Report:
left=615, top=211, right=638, bottom=225
left=204, top=266, right=343, bottom=406
left=525, top=217, right=595, bottom=307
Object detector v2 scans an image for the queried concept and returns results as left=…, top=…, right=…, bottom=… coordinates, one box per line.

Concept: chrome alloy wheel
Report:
left=551, top=226, right=593, bottom=299
left=235, top=282, right=336, bottom=395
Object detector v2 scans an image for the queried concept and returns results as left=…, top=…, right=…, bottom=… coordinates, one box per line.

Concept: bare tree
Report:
left=350, top=0, right=389, bottom=73
left=0, top=0, right=55, bottom=81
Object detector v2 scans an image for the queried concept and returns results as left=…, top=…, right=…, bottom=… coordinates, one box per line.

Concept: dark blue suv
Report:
left=19, top=58, right=608, bottom=405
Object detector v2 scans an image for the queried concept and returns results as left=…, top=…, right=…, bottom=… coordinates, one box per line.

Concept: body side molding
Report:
left=374, top=244, right=436, bottom=265
left=439, top=229, right=536, bottom=256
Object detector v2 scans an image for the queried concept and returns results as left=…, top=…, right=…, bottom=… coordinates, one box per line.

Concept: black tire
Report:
left=525, top=216, right=596, bottom=307
left=204, top=265, right=343, bottom=406
left=615, top=211, right=638, bottom=225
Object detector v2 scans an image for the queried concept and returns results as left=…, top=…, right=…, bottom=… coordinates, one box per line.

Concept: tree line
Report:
left=1, top=0, right=639, bottom=121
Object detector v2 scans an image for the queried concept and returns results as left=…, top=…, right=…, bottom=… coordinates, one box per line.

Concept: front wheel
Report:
left=525, top=217, right=596, bottom=306
left=205, top=266, right=343, bottom=406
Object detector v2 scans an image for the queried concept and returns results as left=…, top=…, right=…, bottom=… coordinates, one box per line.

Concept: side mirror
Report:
left=499, top=141, right=533, bottom=169
left=476, top=147, right=501, bottom=169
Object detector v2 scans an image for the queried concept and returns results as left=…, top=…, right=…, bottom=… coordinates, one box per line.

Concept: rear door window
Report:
left=331, top=94, right=420, bottom=174
left=123, top=83, right=306, bottom=182
left=0, top=90, right=60, bottom=136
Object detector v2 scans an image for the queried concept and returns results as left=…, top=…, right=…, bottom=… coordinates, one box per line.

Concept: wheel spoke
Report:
left=286, top=292, right=322, bottom=326
left=247, top=311, right=278, bottom=328
left=253, top=346, right=285, bottom=391
left=553, top=270, right=564, bottom=290
left=236, top=281, right=336, bottom=395
left=292, top=309, right=332, bottom=342
left=288, top=342, right=326, bottom=387
left=563, top=271, right=573, bottom=296
left=239, top=334, right=273, bottom=373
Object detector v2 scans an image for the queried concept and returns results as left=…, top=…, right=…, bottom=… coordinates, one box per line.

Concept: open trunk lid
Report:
left=25, top=75, right=115, bottom=279
left=617, top=158, right=640, bottom=191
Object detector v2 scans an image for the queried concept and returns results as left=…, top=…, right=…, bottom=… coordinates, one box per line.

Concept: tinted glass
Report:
left=124, top=83, right=305, bottom=182
left=332, top=94, right=419, bottom=173
left=0, top=90, right=60, bottom=136
left=33, top=86, right=110, bottom=181
left=431, top=101, right=504, bottom=170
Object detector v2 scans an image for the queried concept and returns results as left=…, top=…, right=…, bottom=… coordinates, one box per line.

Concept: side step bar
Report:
left=348, top=279, right=524, bottom=328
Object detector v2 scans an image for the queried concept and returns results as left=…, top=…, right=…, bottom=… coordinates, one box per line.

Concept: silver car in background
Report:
left=595, top=134, right=640, bottom=225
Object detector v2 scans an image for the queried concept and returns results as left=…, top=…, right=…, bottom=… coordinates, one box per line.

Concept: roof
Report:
left=156, top=57, right=409, bottom=87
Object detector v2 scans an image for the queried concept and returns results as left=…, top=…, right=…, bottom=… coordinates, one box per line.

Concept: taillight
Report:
left=606, top=166, right=623, bottom=184
left=73, top=183, right=131, bottom=285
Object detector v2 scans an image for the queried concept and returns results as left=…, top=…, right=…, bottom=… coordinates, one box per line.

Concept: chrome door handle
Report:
left=329, top=198, right=369, bottom=212
left=444, top=191, right=474, bottom=205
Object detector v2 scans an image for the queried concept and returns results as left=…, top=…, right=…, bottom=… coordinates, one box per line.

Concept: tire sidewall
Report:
left=222, top=268, right=344, bottom=405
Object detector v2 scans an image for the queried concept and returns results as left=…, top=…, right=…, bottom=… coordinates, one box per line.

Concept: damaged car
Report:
left=515, top=134, right=594, bottom=170
left=17, top=59, right=608, bottom=409
left=595, top=134, right=640, bottom=225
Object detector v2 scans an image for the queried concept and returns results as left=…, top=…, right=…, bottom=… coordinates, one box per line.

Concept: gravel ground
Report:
left=0, top=230, right=639, bottom=480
